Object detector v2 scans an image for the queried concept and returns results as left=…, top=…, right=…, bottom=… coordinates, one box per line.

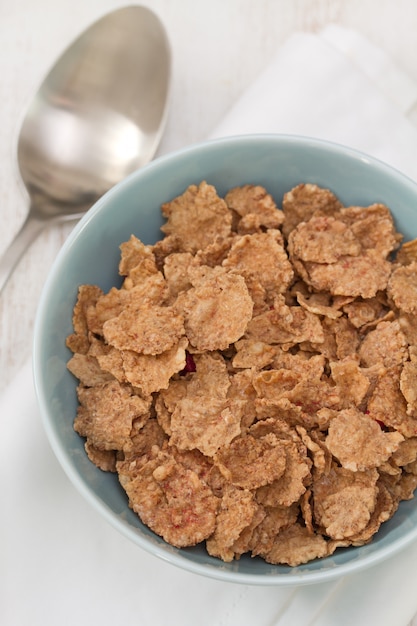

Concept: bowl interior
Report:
left=33, top=135, right=417, bottom=585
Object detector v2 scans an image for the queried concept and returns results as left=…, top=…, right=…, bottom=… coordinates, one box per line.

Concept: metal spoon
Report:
left=0, top=5, right=170, bottom=294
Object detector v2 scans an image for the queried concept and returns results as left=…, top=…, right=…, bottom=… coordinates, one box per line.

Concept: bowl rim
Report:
left=33, top=132, right=417, bottom=586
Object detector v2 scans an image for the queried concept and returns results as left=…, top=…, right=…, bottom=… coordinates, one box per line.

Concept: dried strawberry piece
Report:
left=180, top=351, right=197, bottom=375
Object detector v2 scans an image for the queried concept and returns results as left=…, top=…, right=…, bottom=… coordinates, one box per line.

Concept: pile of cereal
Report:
left=66, top=181, right=417, bottom=566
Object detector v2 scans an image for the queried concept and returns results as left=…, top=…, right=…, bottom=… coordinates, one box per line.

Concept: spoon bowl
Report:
left=0, top=5, right=170, bottom=292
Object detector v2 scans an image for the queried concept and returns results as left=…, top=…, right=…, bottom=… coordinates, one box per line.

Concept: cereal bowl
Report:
left=33, top=134, right=417, bottom=586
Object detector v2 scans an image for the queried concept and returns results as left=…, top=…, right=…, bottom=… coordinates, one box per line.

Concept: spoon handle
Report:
left=0, top=212, right=45, bottom=295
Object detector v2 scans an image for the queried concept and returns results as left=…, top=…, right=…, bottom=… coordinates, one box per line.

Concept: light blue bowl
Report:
left=33, top=134, right=417, bottom=586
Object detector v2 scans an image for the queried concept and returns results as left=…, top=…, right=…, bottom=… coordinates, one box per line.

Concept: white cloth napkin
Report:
left=211, top=24, right=417, bottom=183
left=2, top=25, right=417, bottom=626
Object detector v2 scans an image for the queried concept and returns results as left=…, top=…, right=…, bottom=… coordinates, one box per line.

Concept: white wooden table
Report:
left=1, top=2, right=417, bottom=623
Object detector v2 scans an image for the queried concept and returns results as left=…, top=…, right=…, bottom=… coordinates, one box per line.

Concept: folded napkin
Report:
left=2, top=25, right=417, bottom=626
left=211, top=24, right=417, bottom=183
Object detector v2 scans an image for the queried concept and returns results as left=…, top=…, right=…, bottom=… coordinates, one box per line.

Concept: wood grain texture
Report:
left=0, top=0, right=416, bottom=379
